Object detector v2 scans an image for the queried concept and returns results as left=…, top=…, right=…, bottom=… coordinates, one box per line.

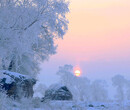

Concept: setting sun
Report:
left=74, top=70, right=81, bottom=77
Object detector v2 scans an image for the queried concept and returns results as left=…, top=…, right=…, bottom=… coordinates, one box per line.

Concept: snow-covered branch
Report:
left=0, top=0, right=69, bottom=77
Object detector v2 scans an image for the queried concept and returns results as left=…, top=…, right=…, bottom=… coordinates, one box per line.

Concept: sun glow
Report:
left=74, top=66, right=82, bottom=77
left=75, top=70, right=81, bottom=77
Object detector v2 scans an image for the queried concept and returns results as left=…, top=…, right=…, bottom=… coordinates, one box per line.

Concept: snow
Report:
left=48, top=83, right=65, bottom=91
left=0, top=1, right=130, bottom=110
left=7, top=100, right=130, bottom=110
left=0, top=0, right=69, bottom=77
left=0, top=70, right=31, bottom=84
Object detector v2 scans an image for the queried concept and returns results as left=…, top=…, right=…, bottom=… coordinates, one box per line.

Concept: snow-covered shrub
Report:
left=0, top=91, right=13, bottom=110
left=31, top=97, right=41, bottom=108
left=0, top=70, right=36, bottom=99
left=16, top=98, right=34, bottom=110
left=42, top=83, right=73, bottom=101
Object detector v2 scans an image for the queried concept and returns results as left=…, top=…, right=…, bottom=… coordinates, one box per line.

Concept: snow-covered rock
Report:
left=0, top=70, right=36, bottom=98
left=42, top=84, right=73, bottom=101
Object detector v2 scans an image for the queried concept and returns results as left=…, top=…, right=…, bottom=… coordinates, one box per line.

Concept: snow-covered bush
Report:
left=0, top=91, right=13, bottom=110
left=0, top=70, right=36, bottom=98
left=0, top=0, right=69, bottom=77
left=16, top=97, right=42, bottom=110
left=42, top=83, right=73, bottom=101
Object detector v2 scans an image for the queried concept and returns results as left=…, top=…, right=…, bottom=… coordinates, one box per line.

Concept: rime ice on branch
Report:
left=0, top=0, right=69, bottom=77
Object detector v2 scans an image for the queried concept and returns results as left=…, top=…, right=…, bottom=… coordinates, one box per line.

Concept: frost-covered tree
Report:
left=57, top=65, right=91, bottom=101
left=0, top=0, right=69, bottom=77
left=57, top=65, right=110, bottom=102
left=57, top=65, right=75, bottom=86
left=34, top=83, right=47, bottom=98
left=126, top=80, right=130, bottom=100
left=112, top=75, right=127, bottom=101
left=90, top=80, right=108, bottom=102
left=75, top=77, right=91, bottom=101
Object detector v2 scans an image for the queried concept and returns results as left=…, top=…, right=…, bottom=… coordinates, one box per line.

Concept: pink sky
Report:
left=56, top=0, right=130, bottom=63
left=39, top=0, right=130, bottom=84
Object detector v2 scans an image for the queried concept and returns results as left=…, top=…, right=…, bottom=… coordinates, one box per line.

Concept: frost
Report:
left=57, top=65, right=108, bottom=102
left=0, top=0, right=69, bottom=77
left=0, top=70, right=31, bottom=84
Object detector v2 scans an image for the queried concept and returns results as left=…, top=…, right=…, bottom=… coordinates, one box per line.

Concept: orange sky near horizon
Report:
left=56, top=0, right=130, bottom=63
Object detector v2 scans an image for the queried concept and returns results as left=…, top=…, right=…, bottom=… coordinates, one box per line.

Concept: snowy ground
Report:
left=40, top=101, right=130, bottom=110
left=9, top=100, right=130, bottom=110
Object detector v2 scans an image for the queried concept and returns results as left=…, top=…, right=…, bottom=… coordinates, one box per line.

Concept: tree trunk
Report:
left=2, top=59, right=6, bottom=70
left=8, top=59, right=15, bottom=71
